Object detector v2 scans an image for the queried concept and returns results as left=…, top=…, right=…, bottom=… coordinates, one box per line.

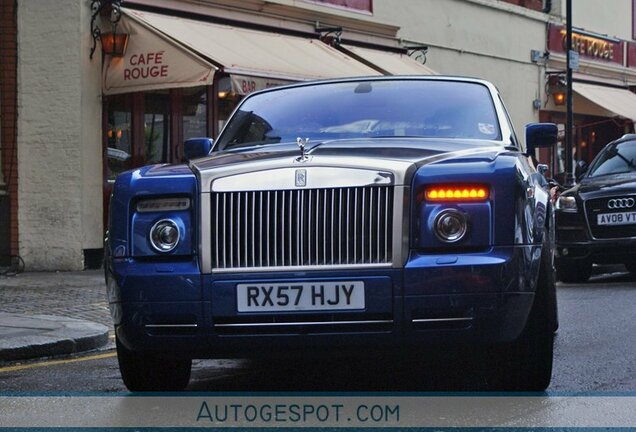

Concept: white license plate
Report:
left=597, top=211, right=636, bottom=226
left=236, top=281, right=365, bottom=312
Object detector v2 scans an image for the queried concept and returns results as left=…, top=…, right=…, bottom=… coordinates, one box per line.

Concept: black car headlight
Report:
left=556, top=196, right=578, bottom=212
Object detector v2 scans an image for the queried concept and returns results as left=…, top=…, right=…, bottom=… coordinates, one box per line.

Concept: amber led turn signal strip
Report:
left=425, top=185, right=490, bottom=201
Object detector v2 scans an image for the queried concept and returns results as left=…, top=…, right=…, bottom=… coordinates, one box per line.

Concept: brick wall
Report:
left=0, top=0, right=18, bottom=256
left=17, top=0, right=85, bottom=270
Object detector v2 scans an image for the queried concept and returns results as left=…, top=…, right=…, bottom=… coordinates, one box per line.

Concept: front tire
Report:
left=489, top=231, right=556, bottom=391
left=116, top=335, right=192, bottom=392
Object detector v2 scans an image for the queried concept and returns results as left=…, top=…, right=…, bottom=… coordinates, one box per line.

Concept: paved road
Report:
left=1, top=269, right=635, bottom=392
left=552, top=269, right=636, bottom=391
left=0, top=271, right=111, bottom=327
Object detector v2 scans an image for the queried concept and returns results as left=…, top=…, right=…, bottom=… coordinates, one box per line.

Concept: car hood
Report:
left=194, top=138, right=504, bottom=166
left=577, top=173, right=636, bottom=198
left=189, top=138, right=508, bottom=190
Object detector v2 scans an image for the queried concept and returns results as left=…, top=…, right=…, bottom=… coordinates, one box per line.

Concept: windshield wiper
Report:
left=609, top=148, right=636, bottom=171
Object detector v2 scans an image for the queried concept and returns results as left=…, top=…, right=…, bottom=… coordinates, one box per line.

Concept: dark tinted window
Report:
left=183, top=86, right=207, bottom=141
left=588, top=140, right=636, bottom=177
left=106, top=95, right=132, bottom=181
left=216, top=80, right=501, bottom=150
left=144, top=92, right=170, bottom=164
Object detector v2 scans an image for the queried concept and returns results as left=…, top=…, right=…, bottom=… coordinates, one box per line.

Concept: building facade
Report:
left=0, top=0, right=634, bottom=270
left=375, top=0, right=550, bottom=134
left=540, top=0, right=636, bottom=177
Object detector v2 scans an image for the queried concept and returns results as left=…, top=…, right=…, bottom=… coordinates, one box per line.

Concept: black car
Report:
left=556, top=133, right=636, bottom=282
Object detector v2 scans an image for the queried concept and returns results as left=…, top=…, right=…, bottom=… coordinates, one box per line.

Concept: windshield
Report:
left=587, top=140, right=636, bottom=177
left=216, top=80, right=502, bottom=151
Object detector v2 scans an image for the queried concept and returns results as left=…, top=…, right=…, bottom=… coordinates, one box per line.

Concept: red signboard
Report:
left=628, top=42, right=636, bottom=68
left=633, top=0, right=636, bottom=40
left=547, top=24, right=624, bottom=66
left=306, top=0, right=372, bottom=13
left=499, top=0, right=543, bottom=11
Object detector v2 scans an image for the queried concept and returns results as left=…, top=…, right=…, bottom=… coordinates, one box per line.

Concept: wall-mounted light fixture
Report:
left=90, top=0, right=129, bottom=60
left=100, top=32, right=129, bottom=57
left=404, top=44, right=429, bottom=65
left=315, top=23, right=343, bottom=47
left=553, top=90, right=566, bottom=105
left=547, top=73, right=567, bottom=106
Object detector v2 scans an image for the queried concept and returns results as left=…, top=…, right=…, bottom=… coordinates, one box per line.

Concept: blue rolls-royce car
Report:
left=105, top=76, right=558, bottom=391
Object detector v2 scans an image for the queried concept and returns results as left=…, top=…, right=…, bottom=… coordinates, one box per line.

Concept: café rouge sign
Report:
left=123, top=51, right=168, bottom=81
left=547, top=24, right=623, bottom=65
left=561, top=29, right=616, bottom=61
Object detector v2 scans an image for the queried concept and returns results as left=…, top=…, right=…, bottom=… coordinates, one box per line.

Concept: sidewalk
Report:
left=0, top=270, right=111, bottom=362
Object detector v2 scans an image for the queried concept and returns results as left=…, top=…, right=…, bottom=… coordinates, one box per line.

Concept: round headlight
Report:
left=434, top=210, right=468, bottom=243
left=150, top=219, right=180, bottom=252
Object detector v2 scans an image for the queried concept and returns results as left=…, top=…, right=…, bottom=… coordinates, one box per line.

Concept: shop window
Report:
left=217, top=94, right=243, bottom=133
left=103, top=87, right=216, bottom=232
left=144, top=91, right=170, bottom=164
left=217, top=76, right=243, bottom=134
left=106, top=95, right=133, bottom=181
left=183, top=86, right=207, bottom=140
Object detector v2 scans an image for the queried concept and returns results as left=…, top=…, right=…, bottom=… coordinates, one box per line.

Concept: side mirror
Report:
left=525, top=123, right=558, bottom=156
left=537, top=164, right=549, bottom=176
left=183, top=138, right=214, bottom=161
left=575, top=160, right=588, bottom=181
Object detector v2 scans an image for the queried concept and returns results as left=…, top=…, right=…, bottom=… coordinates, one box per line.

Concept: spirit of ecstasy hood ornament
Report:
left=296, top=137, right=309, bottom=162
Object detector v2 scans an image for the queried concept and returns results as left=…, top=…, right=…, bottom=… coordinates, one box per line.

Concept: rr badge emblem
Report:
left=295, top=169, right=307, bottom=187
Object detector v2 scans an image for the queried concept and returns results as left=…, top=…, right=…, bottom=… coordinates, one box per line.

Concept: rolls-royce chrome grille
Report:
left=210, top=186, right=393, bottom=270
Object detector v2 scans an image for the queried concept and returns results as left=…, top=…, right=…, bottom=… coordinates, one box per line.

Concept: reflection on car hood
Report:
left=578, top=172, right=636, bottom=197
left=191, top=138, right=507, bottom=172
left=141, top=163, right=194, bottom=177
